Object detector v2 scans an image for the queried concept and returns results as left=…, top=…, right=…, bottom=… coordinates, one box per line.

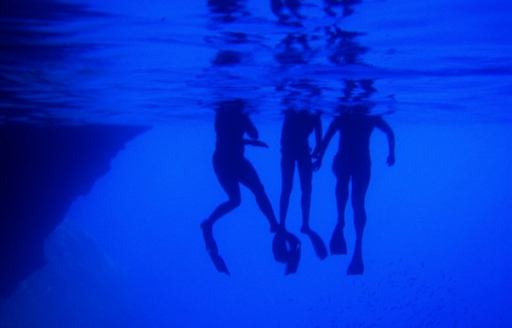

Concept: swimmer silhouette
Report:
left=313, top=105, right=395, bottom=275
left=201, top=99, right=280, bottom=274
left=279, top=108, right=327, bottom=260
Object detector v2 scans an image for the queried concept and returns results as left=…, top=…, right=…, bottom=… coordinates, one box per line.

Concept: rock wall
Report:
left=0, top=124, right=148, bottom=297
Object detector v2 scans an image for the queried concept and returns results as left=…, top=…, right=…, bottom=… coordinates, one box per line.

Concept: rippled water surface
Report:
left=2, top=0, right=512, bottom=123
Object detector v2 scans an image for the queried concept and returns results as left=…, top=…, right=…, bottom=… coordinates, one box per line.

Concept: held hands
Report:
left=253, top=140, right=269, bottom=148
left=312, top=158, right=322, bottom=171
left=311, top=150, right=322, bottom=171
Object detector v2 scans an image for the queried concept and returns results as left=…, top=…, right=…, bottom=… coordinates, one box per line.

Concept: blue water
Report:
left=1, top=0, right=512, bottom=327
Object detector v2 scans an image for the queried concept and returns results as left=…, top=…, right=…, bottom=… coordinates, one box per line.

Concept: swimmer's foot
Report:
left=329, top=224, right=347, bottom=255
left=208, top=251, right=230, bottom=275
left=272, top=230, right=289, bottom=263
left=201, top=220, right=218, bottom=254
left=303, top=228, right=327, bottom=260
left=201, top=220, right=230, bottom=275
left=347, top=255, right=364, bottom=275
left=285, top=233, right=301, bottom=275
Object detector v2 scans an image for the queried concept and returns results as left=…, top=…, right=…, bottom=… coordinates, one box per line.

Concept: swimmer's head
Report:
left=216, top=98, right=246, bottom=113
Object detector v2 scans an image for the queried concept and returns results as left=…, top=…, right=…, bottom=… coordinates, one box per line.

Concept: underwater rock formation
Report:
left=0, top=124, right=148, bottom=298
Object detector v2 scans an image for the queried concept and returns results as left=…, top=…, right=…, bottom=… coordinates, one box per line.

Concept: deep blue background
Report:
left=1, top=0, right=511, bottom=327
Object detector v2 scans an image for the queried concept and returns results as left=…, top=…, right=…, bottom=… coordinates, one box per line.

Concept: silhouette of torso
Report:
left=281, top=110, right=318, bottom=157
left=214, top=108, right=251, bottom=163
left=334, top=113, right=381, bottom=168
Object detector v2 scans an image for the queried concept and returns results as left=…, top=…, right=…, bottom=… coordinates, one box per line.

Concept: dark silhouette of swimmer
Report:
left=279, top=108, right=327, bottom=260
left=201, top=99, right=280, bottom=274
left=313, top=105, right=395, bottom=275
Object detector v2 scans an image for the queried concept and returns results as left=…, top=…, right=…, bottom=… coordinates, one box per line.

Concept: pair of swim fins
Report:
left=202, top=222, right=325, bottom=275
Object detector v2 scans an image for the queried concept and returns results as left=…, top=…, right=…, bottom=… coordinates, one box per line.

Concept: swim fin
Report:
left=329, top=223, right=347, bottom=255
left=208, top=251, right=230, bottom=275
left=285, top=232, right=301, bottom=275
left=304, top=229, right=327, bottom=260
left=201, top=221, right=218, bottom=254
left=201, top=221, right=229, bottom=274
left=272, top=230, right=289, bottom=263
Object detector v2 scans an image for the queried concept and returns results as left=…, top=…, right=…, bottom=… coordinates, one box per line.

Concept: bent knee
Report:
left=228, top=196, right=241, bottom=208
left=252, top=180, right=266, bottom=194
left=351, top=196, right=366, bottom=208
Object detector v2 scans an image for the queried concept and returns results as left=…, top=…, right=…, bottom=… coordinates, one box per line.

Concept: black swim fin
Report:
left=284, top=232, right=301, bottom=275
left=329, top=224, right=347, bottom=255
left=201, top=221, right=218, bottom=254
left=208, top=251, right=230, bottom=275
left=272, top=231, right=289, bottom=263
left=201, top=221, right=230, bottom=274
left=304, top=229, right=327, bottom=260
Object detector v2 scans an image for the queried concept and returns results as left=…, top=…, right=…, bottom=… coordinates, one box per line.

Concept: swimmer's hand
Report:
left=312, top=157, right=322, bottom=171
left=387, top=154, right=395, bottom=166
left=245, top=139, right=269, bottom=148
left=311, top=150, right=322, bottom=171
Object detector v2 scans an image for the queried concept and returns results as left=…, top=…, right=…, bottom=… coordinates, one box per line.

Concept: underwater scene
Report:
left=1, top=0, right=511, bottom=327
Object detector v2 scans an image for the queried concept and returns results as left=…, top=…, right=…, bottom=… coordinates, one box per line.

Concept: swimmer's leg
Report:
left=279, top=153, right=295, bottom=229
left=331, top=171, right=349, bottom=255
left=239, top=159, right=279, bottom=232
left=347, top=165, right=370, bottom=275
left=201, top=160, right=240, bottom=274
left=297, top=156, right=327, bottom=259
left=297, top=155, right=313, bottom=232
left=201, top=222, right=230, bottom=275
left=203, top=172, right=241, bottom=228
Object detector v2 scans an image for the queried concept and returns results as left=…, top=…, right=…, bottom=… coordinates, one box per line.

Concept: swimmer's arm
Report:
left=244, top=139, right=269, bottom=148
left=242, top=115, right=268, bottom=148
left=376, top=118, right=395, bottom=166
left=312, top=118, right=338, bottom=169
left=244, top=115, right=259, bottom=140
